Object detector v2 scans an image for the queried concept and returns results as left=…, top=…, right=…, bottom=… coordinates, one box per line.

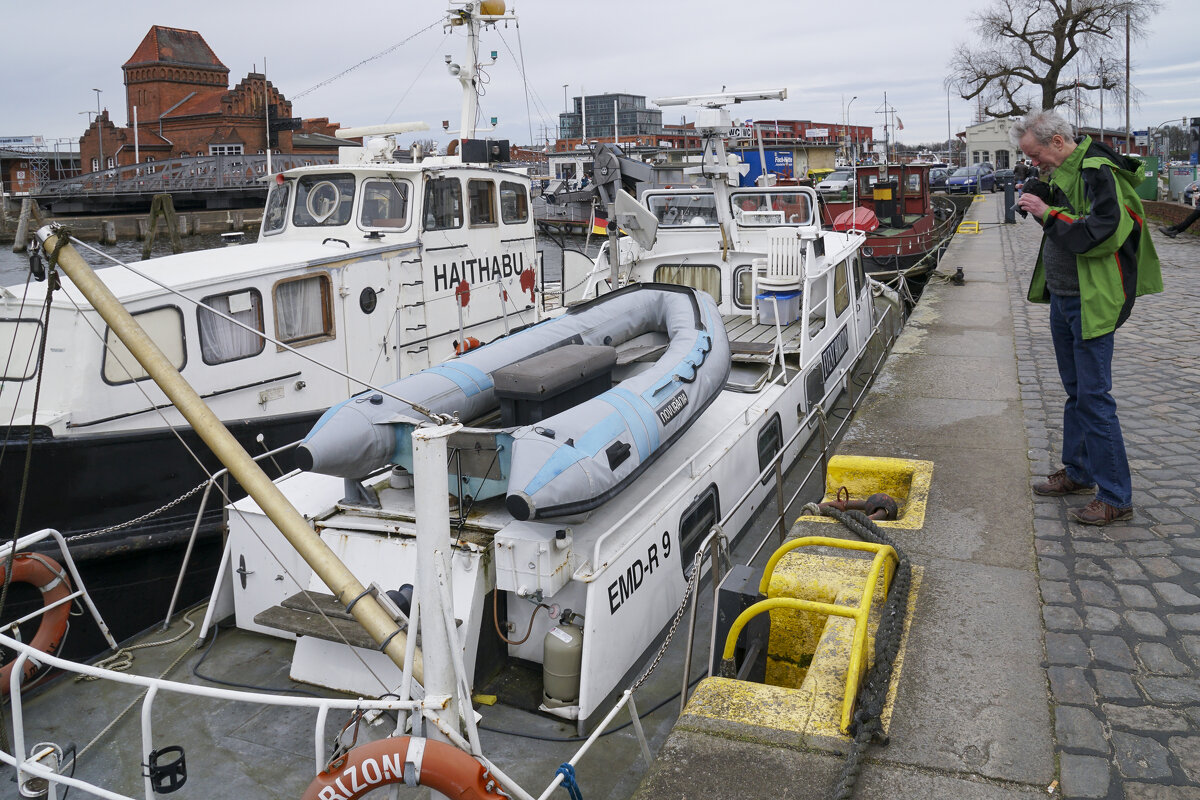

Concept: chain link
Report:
left=630, top=530, right=721, bottom=692
left=64, top=479, right=212, bottom=542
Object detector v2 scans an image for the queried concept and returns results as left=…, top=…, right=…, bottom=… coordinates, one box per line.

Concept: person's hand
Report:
left=1018, top=192, right=1049, bottom=220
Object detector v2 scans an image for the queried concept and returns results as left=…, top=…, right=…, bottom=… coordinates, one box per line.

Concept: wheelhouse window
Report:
left=500, top=181, right=529, bottom=223
left=903, top=173, right=923, bottom=196
left=274, top=274, right=334, bottom=345
left=679, top=485, right=720, bottom=578
left=731, top=191, right=813, bottom=226
left=0, top=319, right=42, bottom=380
left=654, top=265, right=721, bottom=303
left=834, top=260, right=850, bottom=316
left=198, top=289, right=265, bottom=364
left=424, top=177, right=463, bottom=231
left=262, top=181, right=291, bottom=235
left=757, top=413, right=782, bottom=484
left=359, top=178, right=410, bottom=229
left=468, top=179, right=497, bottom=226
left=103, top=306, right=186, bottom=384
left=293, top=174, right=356, bottom=227
left=646, top=193, right=718, bottom=227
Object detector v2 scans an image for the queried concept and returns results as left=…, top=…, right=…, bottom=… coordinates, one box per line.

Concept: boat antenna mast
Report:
left=654, top=89, right=787, bottom=188
left=444, top=1, right=514, bottom=142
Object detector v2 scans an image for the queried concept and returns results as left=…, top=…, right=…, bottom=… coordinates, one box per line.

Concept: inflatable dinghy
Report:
left=297, top=283, right=730, bottom=519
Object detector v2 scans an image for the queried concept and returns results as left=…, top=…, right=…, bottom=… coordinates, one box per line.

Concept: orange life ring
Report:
left=0, top=553, right=71, bottom=694
left=303, top=736, right=508, bottom=800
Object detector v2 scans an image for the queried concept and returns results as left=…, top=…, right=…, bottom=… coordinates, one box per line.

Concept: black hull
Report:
left=2, top=411, right=321, bottom=537
left=1, top=411, right=321, bottom=662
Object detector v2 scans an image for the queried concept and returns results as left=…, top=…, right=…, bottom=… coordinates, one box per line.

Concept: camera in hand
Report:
left=1014, top=177, right=1052, bottom=218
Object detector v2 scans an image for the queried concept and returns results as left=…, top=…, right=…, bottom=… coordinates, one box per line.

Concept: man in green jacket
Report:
left=1011, top=110, right=1162, bottom=525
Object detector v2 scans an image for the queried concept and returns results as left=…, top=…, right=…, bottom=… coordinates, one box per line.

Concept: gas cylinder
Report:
left=542, top=621, right=583, bottom=708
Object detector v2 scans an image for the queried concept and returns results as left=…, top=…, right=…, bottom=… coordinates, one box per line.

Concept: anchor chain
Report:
left=809, top=506, right=912, bottom=800
left=64, top=478, right=212, bottom=542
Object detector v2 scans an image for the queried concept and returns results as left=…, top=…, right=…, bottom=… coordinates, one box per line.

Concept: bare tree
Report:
left=948, top=0, right=1160, bottom=118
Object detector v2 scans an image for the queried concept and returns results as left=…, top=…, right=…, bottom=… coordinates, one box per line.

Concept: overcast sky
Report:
left=3, top=0, right=1195, bottom=151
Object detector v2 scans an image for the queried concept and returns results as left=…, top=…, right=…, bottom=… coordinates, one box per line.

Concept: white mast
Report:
left=447, top=2, right=513, bottom=141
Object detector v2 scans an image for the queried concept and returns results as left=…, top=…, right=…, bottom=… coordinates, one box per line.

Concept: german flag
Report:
left=591, top=204, right=609, bottom=236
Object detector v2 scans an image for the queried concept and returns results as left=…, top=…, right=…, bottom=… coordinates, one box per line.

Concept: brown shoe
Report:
left=1033, top=468, right=1094, bottom=497
left=1069, top=499, right=1133, bottom=526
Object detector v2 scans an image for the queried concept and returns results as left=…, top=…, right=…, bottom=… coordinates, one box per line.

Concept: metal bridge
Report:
left=33, top=152, right=338, bottom=214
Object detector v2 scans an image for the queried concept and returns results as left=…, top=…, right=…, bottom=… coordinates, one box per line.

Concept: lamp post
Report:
left=92, top=88, right=104, bottom=172
left=845, top=95, right=857, bottom=163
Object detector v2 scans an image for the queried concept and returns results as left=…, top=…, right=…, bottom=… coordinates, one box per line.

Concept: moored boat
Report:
left=0, top=38, right=905, bottom=800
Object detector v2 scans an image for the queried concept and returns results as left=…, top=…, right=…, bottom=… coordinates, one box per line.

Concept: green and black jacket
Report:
left=1027, top=135, right=1163, bottom=339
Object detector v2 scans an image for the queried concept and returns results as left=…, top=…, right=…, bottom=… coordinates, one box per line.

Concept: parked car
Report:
left=945, top=165, right=996, bottom=194
left=807, top=167, right=835, bottom=185
left=1184, top=180, right=1199, bottom=206
left=929, top=167, right=951, bottom=191
left=816, top=169, right=856, bottom=196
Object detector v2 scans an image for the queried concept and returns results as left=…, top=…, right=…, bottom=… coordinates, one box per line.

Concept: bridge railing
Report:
left=36, top=152, right=339, bottom=197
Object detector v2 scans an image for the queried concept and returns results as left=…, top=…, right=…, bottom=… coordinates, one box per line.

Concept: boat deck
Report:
left=723, top=313, right=810, bottom=362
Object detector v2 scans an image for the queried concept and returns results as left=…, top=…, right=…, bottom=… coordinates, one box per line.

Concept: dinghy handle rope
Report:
left=798, top=504, right=912, bottom=800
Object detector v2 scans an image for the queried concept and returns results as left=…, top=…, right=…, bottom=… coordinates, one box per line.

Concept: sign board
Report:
left=1134, top=130, right=1148, bottom=147
left=0, top=135, right=45, bottom=148
left=806, top=128, right=829, bottom=139
left=728, top=126, right=755, bottom=140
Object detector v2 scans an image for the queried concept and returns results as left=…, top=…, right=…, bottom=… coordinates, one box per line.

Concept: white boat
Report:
left=0, top=0, right=540, bottom=653
left=0, top=33, right=904, bottom=800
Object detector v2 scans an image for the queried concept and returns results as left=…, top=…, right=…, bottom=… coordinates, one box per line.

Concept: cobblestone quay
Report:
left=1008, top=206, right=1200, bottom=799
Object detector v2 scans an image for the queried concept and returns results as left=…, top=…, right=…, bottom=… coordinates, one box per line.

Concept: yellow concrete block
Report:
left=802, top=454, right=933, bottom=530
left=687, top=554, right=923, bottom=743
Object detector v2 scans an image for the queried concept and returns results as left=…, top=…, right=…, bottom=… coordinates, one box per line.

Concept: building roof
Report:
left=293, top=132, right=346, bottom=148
left=124, top=26, right=227, bottom=70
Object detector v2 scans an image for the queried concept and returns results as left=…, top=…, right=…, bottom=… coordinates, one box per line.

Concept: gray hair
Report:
left=1009, top=110, right=1074, bottom=148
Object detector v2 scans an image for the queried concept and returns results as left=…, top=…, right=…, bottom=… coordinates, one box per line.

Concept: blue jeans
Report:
left=1049, top=293, right=1132, bottom=508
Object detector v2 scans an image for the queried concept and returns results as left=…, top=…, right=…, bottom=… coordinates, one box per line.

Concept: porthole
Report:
left=359, top=287, right=378, bottom=314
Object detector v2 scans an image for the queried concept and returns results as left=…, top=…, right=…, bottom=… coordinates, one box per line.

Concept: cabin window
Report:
left=500, top=181, right=529, bottom=223
left=274, top=274, right=334, bottom=345
left=654, top=265, right=721, bottom=303
left=0, top=319, right=42, bottom=380
left=262, top=181, right=291, bottom=235
left=757, top=413, right=783, bottom=484
left=468, top=179, right=497, bottom=226
left=679, top=484, right=720, bottom=578
left=852, top=254, right=866, bottom=297
left=359, top=178, right=410, bottom=229
left=424, top=177, right=463, bottom=230
left=734, top=265, right=756, bottom=308
left=647, top=193, right=718, bottom=227
left=731, top=191, right=813, bottom=226
left=904, top=173, right=922, bottom=196
left=293, top=174, right=356, bottom=227
left=197, top=289, right=265, bottom=364
left=834, top=260, right=850, bottom=317
left=102, top=306, right=186, bottom=385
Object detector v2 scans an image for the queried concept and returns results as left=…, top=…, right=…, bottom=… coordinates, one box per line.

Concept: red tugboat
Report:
left=819, top=163, right=958, bottom=281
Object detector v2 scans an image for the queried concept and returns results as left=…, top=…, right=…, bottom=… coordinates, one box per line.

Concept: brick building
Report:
left=79, top=26, right=343, bottom=174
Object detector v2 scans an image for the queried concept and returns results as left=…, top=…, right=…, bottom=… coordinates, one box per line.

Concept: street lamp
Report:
left=92, top=88, right=104, bottom=172
left=845, top=95, right=857, bottom=163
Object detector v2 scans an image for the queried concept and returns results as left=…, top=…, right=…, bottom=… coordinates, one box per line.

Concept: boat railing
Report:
left=0, top=629, right=445, bottom=800
left=0, top=528, right=120, bottom=655
left=169, top=439, right=302, bottom=633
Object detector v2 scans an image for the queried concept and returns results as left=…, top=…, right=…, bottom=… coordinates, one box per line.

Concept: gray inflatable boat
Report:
left=296, top=283, right=730, bottom=519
